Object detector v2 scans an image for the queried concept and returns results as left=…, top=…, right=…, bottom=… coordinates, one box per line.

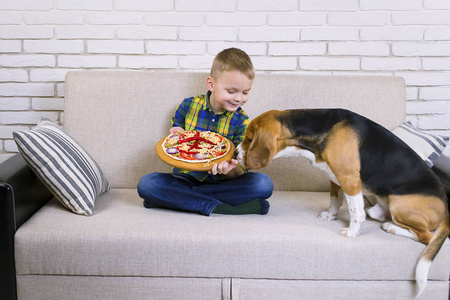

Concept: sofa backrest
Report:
left=64, top=71, right=405, bottom=191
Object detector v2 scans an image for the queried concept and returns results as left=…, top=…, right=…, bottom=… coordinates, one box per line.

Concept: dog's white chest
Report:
left=274, top=147, right=340, bottom=185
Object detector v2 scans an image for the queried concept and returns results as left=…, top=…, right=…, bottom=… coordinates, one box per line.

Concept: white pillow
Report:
left=392, top=121, right=449, bottom=167
left=13, top=118, right=110, bottom=216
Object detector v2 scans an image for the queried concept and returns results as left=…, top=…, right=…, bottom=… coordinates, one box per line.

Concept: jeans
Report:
left=137, top=172, right=274, bottom=216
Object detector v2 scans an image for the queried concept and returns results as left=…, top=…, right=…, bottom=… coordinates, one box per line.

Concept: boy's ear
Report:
left=206, top=76, right=214, bottom=92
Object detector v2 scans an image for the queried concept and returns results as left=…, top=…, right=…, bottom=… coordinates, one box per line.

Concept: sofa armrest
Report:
left=0, top=153, right=53, bottom=300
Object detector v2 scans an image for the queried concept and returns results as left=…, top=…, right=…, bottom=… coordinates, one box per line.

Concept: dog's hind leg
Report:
left=318, top=181, right=343, bottom=221
left=382, top=195, right=445, bottom=245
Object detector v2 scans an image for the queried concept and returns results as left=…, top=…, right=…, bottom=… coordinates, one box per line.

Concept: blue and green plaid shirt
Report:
left=171, top=91, right=250, bottom=181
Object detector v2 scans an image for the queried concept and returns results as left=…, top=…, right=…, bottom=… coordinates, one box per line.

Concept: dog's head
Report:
left=235, top=110, right=289, bottom=169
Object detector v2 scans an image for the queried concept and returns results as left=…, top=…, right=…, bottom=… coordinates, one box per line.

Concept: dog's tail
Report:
left=414, top=215, right=449, bottom=300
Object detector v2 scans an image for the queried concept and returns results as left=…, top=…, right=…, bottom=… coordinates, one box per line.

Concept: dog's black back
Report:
left=278, top=109, right=446, bottom=200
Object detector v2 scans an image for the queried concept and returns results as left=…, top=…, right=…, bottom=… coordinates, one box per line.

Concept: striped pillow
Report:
left=392, top=121, right=449, bottom=167
left=13, top=118, right=110, bottom=216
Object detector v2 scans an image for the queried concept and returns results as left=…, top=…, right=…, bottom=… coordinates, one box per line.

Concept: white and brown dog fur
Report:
left=235, top=109, right=449, bottom=299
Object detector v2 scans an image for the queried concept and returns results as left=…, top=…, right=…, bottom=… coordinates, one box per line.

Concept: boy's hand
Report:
left=170, top=127, right=185, bottom=135
left=209, top=159, right=240, bottom=176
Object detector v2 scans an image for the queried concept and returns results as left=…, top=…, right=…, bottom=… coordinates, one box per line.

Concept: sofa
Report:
left=1, top=71, right=449, bottom=300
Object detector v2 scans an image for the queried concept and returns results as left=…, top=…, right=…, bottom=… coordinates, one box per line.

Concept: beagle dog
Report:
left=235, top=109, right=449, bottom=299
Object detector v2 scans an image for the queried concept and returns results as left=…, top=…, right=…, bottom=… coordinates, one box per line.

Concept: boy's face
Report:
left=207, top=69, right=253, bottom=114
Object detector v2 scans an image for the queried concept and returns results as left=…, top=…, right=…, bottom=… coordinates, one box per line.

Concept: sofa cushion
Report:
left=392, top=121, right=449, bottom=167
left=14, top=190, right=449, bottom=282
left=13, top=118, right=110, bottom=216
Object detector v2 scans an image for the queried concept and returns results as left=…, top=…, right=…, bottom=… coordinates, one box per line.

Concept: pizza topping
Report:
left=162, top=130, right=229, bottom=163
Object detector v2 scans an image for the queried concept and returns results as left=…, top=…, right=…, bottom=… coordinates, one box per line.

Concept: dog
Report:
left=235, top=109, right=449, bottom=299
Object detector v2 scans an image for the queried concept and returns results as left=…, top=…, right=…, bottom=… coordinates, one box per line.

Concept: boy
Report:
left=137, top=48, right=273, bottom=216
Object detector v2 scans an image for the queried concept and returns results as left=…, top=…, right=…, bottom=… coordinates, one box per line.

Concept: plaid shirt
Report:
left=171, top=91, right=250, bottom=181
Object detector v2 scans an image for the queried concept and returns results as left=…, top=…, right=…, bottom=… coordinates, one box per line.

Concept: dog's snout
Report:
left=233, top=149, right=239, bottom=158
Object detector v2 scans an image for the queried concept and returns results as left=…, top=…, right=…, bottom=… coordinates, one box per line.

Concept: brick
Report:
left=423, top=58, right=450, bottom=70
left=207, top=42, right=267, bottom=56
left=424, top=0, right=450, bottom=9
left=240, top=28, right=299, bottom=42
left=418, top=116, right=450, bottom=130
left=238, top=0, right=297, bottom=11
left=117, top=26, right=177, bottom=40
left=86, top=12, right=144, bottom=25
left=300, top=0, right=358, bottom=11
left=146, top=13, right=203, bottom=26
left=32, top=98, right=64, bottom=110
left=268, top=12, right=326, bottom=26
left=360, top=0, right=422, bottom=10
left=0, top=98, right=30, bottom=110
left=329, top=42, right=389, bottom=56
left=58, top=55, right=116, bottom=68
left=57, top=83, right=65, bottom=97
left=392, top=12, right=450, bottom=25
left=302, top=28, right=358, bottom=41
left=268, top=42, right=326, bottom=56
left=300, top=57, right=359, bottom=71
left=118, top=55, right=177, bottom=69
left=362, top=58, right=421, bottom=71
left=56, top=0, right=113, bottom=11
left=179, top=55, right=214, bottom=69
left=328, top=12, right=389, bottom=26
left=419, top=87, right=450, bottom=101
left=0, top=125, right=30, bottom=138
left=361, top=28, right=423, bottom=41
left=0, top=12, right=22, bottom=25
left=55, top=26, right=114, bottom=39
left=0, top=83, right=54, bottom=97
left=251, top=57, right=298, bottom=71
left=206, top=13, right=266, bottom=27
left=0, top=26, right=53, bottom=39
left=116, top=0, right=172, bottom=11
left=0, top=69, right=28, bottom=82
left=0, top=0, right=53, bottom=10
left=0, top=40, right=21, bottom=53
left=25, top=11, right=84, bottom=25
left=30, top=69, right=69, bottom=82
left=87, top=40, right=144, bottom=54
left=24, top=40, right=84, bottom=54
left=393, top=42, right=450, bottom=56
left=180, top=28, right=237, bottom=41
left=406, top=101, right=448, bottom=115
left=405, top=87, right=418, bottom=101
left=146, top=41, right=205, bottom=55
left=0, top=55, right=55, bottom=67
left=4, top=140, right=18, bottom=152
left=425, top=28, right=450, bottom=41
left=396, top=72, right=450, bottom=86
left=0, top=111, right=58, bottom=124
left=176, top=0, right=234, bottom=12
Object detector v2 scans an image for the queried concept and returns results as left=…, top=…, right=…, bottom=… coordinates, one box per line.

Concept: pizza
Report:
left=162, top=130, right=231, bottom=163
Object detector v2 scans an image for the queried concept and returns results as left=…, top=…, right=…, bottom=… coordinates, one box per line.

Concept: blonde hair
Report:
left=210, top=48, right=255, bottom=80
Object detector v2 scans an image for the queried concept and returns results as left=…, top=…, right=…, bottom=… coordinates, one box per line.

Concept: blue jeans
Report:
left=137, top=172, right=274, bottom=216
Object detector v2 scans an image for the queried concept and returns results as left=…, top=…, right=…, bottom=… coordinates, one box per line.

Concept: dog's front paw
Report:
left=339, top=227, right=359, bottom=238
left=318, top=211, right=337, bottom=221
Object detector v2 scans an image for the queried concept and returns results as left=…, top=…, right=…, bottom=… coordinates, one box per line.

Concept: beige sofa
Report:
left=1, top=71, right=449, bottom=299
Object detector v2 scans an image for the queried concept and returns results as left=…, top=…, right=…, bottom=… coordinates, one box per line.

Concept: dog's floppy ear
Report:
left=246, top=128, right=278, bottom=169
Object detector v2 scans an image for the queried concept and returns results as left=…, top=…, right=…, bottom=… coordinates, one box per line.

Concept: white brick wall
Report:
left=1, top=0, right=450, bottom=162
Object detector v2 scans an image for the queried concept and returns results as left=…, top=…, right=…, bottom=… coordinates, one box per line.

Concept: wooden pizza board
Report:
left=155, top=136, right=236, bottom=171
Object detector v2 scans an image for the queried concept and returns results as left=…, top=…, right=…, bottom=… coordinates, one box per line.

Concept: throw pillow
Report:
left=13, top=118, right=110, bottom=216
left=392, top=121, right=449, bottom=167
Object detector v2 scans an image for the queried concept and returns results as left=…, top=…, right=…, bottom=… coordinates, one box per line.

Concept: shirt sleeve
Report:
left=171, top=99, right=188, bottom=129
left=232, top=115, right=250, bottom=147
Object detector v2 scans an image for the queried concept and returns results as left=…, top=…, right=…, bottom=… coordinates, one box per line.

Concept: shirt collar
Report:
left=204, top=91, right=234, bottom=117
